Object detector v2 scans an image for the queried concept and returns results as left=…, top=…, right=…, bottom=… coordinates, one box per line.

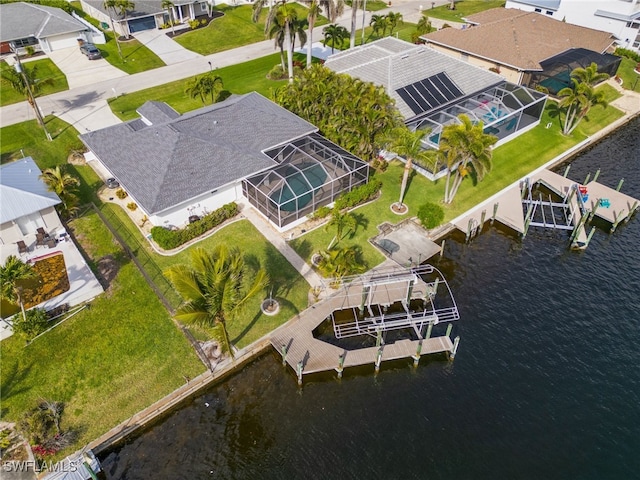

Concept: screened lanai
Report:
left=407, top=81, right=547, bottom=151
left=243, top=133, right=369, bottom=229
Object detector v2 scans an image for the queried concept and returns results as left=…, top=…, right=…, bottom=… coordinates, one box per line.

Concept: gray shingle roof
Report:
left=137, top=101, right=180, bottom=125
left=0, top=157, right=61, bottom=224
left=0, top=2, right=86, bottom=43
left=80, top=93, right=317, bottom=215
left=81, top=0, right=193, bottom=20
left=325, top=37, right=503, bottom=119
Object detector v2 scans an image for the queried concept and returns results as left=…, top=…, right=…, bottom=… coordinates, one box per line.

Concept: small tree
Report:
left=1, top=255, right=37, bottom=324
left=325, top=207, right=357, bottom=249
left=557, top=63, right=609, bottom=135
left=12, top=308, right=49, bottom=341
left=417, top=202, right=444, bottom=229
left=185, top=72, right=224, bottom=105
left=162, top=0, right=176, bottom=35
left=323, top=23, right=348, bottom=53
left=39, top=166, right=80, bottom=218
left=386, top=12, right=403, bottom=36
left=318, top=245, right=365, bottom=280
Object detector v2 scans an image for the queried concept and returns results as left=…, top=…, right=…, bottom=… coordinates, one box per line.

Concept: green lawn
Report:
left=354, top=22, right=418, bottom=46
left=0, top=58, right=68, bottom=107
left=70, top=2, right=165, bottom=74
left=291, top=91, right=624, bottom=263
left=108, top=53, right=289, bottom=120
left=346, top=0, right=389, bottom=11
left=616, top=57, right=640, bottom=93
left=424, top=0, right=506, bottom=23
left=174, top=4, right=328, bottom=55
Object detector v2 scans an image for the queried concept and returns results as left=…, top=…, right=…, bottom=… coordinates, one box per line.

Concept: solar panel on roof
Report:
left=396, top=73, right=464, bottom=115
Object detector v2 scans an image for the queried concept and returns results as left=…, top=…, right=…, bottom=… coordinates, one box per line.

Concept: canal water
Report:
left=102, top=118, right=640, bottom=480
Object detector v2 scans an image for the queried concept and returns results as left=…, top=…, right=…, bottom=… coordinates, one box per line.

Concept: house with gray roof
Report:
left=0, top=157, right=62, bottom=248
left=325, top=37, right=547, bottom=156
left=0, top=2, right=89, bottom=54
left=80, top=92, right=369, bottom=230
left=80, top=0, right=212, bottom=36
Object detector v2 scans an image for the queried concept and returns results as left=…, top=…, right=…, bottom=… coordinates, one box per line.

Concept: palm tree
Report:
left=323, top=23, right=348, bottom=53
left=571, top=62, right=609, bottom=86
left=305, top=0, right=322, bottom=67
left=1, top=255, right=37, bottom=324
left=290, top=16, right=308, bottom=53
left=164, top=246, right=268, bottom=358
left=369, top=14, right=386, bottom=39
left=0, top=64, right=53, bottom=131
left=325, top=207, right=357, bottom=248
left=384, top=126, right=434, bottom=209
left=161, top=0, right=176, bottom=36
left=320, top=0, right=344, bottom=22
left=254, top=0, right=299, bottom=84
left=386, top=11, right=403, bottom=36
left=185, top=73, right=224, bottom=105
left=416, top=15, right=432, bottom=35
left=557, top=76, right=608, bottom=135
left=116, top=0, right=136, bottom=39
left=318, top=245, right=365, bottom=281
left=438, top=114, right=497, bottom=204
left=349, top=0, right=360, bottom=48
left=39, top=166, right=80, bottom=218
left=103, top=0, right=124, bottom=60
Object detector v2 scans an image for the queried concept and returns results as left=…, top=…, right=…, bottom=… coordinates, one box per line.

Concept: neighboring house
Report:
left=0, top=157, right=62, bottom=249
left=421, top=8, right=619, bottom=93
left=80, top=92, right=369, bottom=231
left=80, top=0, right=212, bottom=36
left=505, top=0, right=640, bottom=52
left=0, top=2, right=89, bottom=55
left=325, top=37, right=547, bottom=159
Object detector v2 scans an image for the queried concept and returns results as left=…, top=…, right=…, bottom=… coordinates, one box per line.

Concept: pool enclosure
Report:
left=243, top=133, right=370, bottom=229
left=528, top=48, right=621, bottom=96
left=407, top=81, right=547, bottom=151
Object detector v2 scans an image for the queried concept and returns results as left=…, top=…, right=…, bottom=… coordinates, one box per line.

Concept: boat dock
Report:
left=451, top=168, right=638, bottom=248
left=271, top=264, right=460, bottom=382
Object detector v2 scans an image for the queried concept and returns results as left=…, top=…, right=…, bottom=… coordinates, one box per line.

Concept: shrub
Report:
left=417, top=202, right=444, bottom=229
left=371, top=158, right=388, bottom=172
left=334, top=179, right=383, bottom=210
left=535, top=85, right=550, bottom=94
left=267, top=64, right=286, bottom=80
left=12, top=308, right=48, bottom=341
left=614, top=47, right=640, bottom=62
left=126, top=202, right=138, bottom=211
left=151, top=202, right=239, bottom=250
left=25, top=46, right=35, bottom=57
left=309, top=205, right=331, bottom=220
left=188, top=19, right=200, bottom=29
left=115, top=188, right=128, bottom=199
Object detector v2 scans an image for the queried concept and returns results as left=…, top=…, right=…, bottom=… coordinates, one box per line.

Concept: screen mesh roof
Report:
left=396, top=72, right=464, bottom=115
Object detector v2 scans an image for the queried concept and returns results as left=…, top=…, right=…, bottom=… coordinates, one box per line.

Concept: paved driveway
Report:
left=47, top=45, right=127, bottom=89
left=133, top=29, right=201, bottom=65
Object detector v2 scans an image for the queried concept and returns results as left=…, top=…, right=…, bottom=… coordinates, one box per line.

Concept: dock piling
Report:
left=491, top=202, right=499, bottom=224
left=563, top=165, right=571, bottom=178
left=480, top=209, right=486, bottom=228
left=296, top=361, right=303, bottom=386
left=439, top=240, right=445, bottom=258
left=375, top=347, right=383, bottom=373
left=616, top=178, right=624, bottom=192
left=585, top=227, right=596, bottom=247
left=337, top=353, right=345, bottom=378
left=412, top=340, right=423, bottom=367
left=445, top=323, right=453, bottom=338
left=611, top=211, right=625, bottom=233
left=449, top=336, right=461, bottom=361
left=592, top=168, right=601, bottom=183
left=281, top=344, right=287, bottom=366
left=627, top=201, right=638, bottom=222
left=584, top=172, right=591, bottom=185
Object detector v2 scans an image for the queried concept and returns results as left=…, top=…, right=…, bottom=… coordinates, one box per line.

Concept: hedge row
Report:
left=334, top=179, right=383, bottom=210
left=151, top=202, right=239, bottom=250
left=614, top=48, right=640, bottom=63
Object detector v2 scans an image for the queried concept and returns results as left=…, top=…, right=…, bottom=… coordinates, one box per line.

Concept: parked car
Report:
left=106, top=178, right=120, bottom=189
left=80, top=43, right=101, bottom=60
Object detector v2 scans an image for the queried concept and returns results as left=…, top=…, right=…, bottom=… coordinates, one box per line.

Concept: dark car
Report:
left=80, top=43, right=101, bottom=60
left=106, top=178, right=120, bottom=189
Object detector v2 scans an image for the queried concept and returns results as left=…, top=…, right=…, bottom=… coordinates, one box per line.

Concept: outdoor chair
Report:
left=36, top=233, right=46, bottom=248
left=17, top=240, right=29, bottom=255
left=37, top=227, right=46, bottom=236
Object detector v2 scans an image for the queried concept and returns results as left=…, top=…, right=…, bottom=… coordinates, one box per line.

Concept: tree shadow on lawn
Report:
left=0, top=360, right=35, bottom=417
left=231, top=296, right=300, bottom=346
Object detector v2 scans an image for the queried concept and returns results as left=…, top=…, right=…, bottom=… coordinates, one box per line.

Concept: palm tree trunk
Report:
left=444, top=170, right=452, bottom=204
left=170, top=9, right=175, bottom=36
left=285, top=21, right=294, bottom=84
left=350, top=0, right=359, bottom=48
left=108, top=12, right=124, bottom=61
left=398, top=157, right=412, bottom=206
left=219, top=321, right=235, bottom=359
left=307, top=18, right=315, bottom=67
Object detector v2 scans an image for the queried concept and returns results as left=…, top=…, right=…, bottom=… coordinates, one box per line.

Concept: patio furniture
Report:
left=37, top=227, right=46, bottom=236
left=45, top=238, right=56, bottom=248
left=17, top=240, right=29, bottom=255
left=36, top=233, right=46, bottom=248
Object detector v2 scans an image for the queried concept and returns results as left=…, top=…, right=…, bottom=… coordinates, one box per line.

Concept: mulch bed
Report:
left=165, top=12, right=224, bottom=39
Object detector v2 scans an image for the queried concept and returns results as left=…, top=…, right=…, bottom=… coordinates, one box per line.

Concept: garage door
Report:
left=128, top=16, right=156, bottom=32
left=48, top=32, right=82, bottom=51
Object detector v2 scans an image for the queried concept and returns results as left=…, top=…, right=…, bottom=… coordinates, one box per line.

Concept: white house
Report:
left=505, top=0, right=640, bottom=51
left=0, top=157, right=63, bottom=253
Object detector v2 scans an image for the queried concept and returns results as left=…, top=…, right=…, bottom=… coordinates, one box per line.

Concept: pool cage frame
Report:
left=407, top=81, right=547, bottom=153
left=243, top=133, right=370, bottom=229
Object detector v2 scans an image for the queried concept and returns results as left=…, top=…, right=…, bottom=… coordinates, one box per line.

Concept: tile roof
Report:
left=80, top=93, right=317, bottom=215
left=0, top=157, right=61, bottom=224
left=423, top=8, right=616, bottom=71
left=325, top=37, right=503, bottom=119
left=0, top=2, right=87, bottom=42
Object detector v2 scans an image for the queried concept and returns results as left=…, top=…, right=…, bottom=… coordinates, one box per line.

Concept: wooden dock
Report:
left=452, top=185, right=525, bottom=235
left=582, top=181, right=639, bottom=225
left=271, top=270, right=455, bottom=377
